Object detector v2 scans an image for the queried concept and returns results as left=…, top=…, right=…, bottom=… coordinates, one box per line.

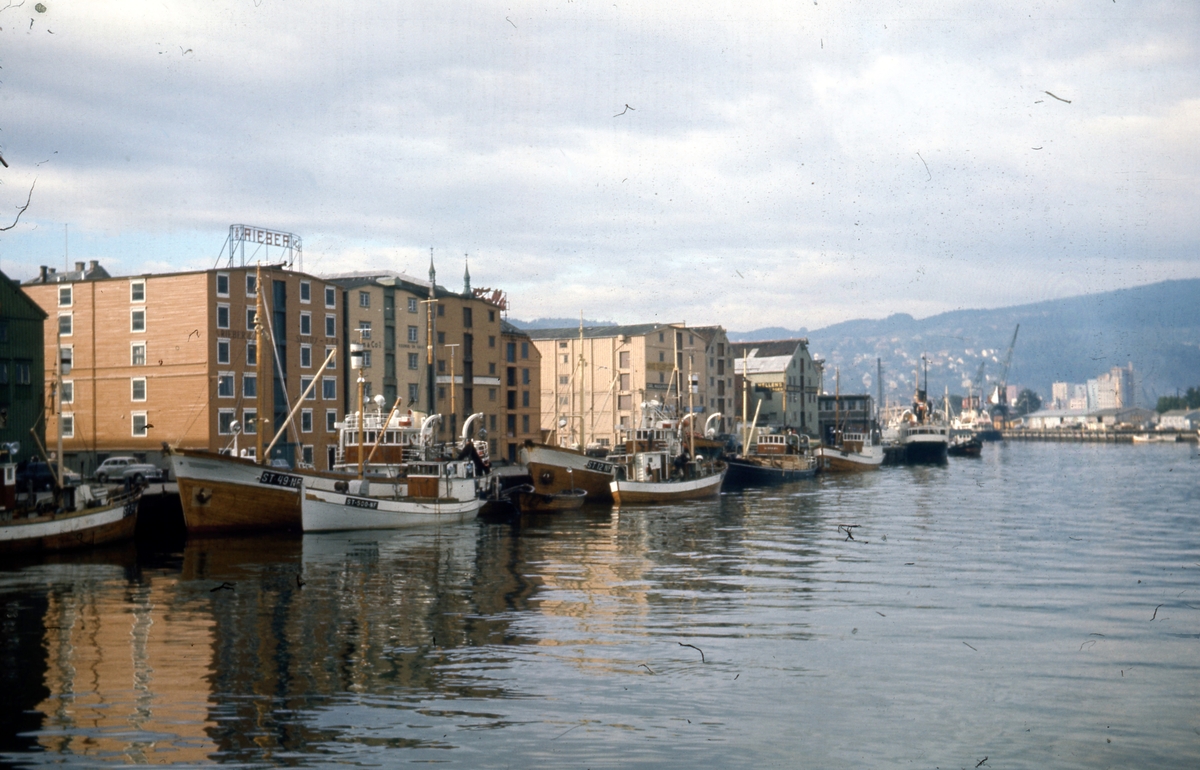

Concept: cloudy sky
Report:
left=1, top=0, right=1196, bottom=330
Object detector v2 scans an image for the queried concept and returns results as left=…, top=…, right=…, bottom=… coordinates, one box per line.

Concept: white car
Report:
left=95, top=456, right=138, bottom=483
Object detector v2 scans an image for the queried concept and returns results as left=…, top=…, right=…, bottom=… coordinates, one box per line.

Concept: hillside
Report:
left=732, top=279, right=1200, bottom=406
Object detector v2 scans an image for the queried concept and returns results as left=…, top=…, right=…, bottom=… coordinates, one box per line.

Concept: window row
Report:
left=216, top=373, right=337, bottom=401
left=214, top=274, right=337, bottom=308
left=215, top=305, right=338, bottom=338
left=218, top=407, right=338, bottom=436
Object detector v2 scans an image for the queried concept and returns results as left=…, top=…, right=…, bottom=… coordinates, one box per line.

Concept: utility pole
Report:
left=445, top=343, right=460, bottom=427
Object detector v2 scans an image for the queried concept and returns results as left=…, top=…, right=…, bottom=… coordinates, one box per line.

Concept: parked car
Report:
left=17, top=461, right=82, bottom=492
left=121, top=463, right=169, bottom=485
left=95, top=456, right=138, bottom=483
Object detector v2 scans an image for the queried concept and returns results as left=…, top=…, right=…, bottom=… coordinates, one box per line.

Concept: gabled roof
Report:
left=1, top=270, right=48, bottom=321
left=527, top=322, right=674, bottom=341
left=501, top=320, right=531, bottom=338
left=735, top=355, right=792, bottom=376
left=730, top=338, right=810, bottom=359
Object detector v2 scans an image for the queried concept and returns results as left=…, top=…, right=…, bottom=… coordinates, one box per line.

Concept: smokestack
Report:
left=88, top=260, right=98, bottom=272
left=74, top=261, right=85, bottom=273
left=39, top=266, right=48, bottom=282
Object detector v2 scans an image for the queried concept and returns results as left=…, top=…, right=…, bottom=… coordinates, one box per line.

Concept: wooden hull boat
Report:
left=0, top=490, right=141, bottom=554
left=610, top=466, right=725, bottom=506
left=520, top=442, right=615, bottom=502
left=513, top=485, right=587, bottom=512
left=816, top=443, right=885, bottom=472
left=725, top=456, right=816, bottom=484
left=302, top=488, right=483, bottom=531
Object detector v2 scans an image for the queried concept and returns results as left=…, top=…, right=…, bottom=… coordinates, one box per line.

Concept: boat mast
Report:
left=688, top=361, right=695, bottom=461
left=577, top=312, right=586, bottom=450
left=741, top=348, right=749, bottom=453
left=255, top=263, right=268, bottom=464
left=352, top=337, right=365, bottom=479
left=55, top=329, right=64, bottom=489
left=834, top=367, right=840, bottom=448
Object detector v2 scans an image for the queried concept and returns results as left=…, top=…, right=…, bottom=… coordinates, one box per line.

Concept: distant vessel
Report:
left=512, top=484, right=588, bottom=513
left=816, top=368, right=884, bottom=472
left=1131, top=433, right=1179, bottom=444
left=947, top=432, right=983, bottom=457
left=886, top=360, right=948, bottom=464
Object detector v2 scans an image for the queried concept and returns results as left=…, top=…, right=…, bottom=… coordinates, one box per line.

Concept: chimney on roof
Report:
left=75, top=261, right=85, bottom=273
left=88, top=260, right=98, bottom=272
left=39, top=266, right=48, bottom=282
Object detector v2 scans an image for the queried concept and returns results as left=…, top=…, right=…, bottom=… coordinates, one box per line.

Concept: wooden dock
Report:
left=1002, top=429, right=1197, bottom=444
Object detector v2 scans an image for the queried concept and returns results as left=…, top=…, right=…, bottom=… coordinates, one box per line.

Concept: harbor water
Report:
left=2, top=442, right=1198, bottom=768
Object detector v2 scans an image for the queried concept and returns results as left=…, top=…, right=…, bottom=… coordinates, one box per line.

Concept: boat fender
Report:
left=334, top=480, right=349, bottom=493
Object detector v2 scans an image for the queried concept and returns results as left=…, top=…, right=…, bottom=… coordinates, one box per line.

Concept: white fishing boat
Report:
left=816, top=432, right=885, bottom=471
left=301, top=459, right=486, bottom=531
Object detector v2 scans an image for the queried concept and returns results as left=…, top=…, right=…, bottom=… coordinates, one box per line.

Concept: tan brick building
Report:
left=529, top=323, right=736, bottom=450
left=24, top=261, right=345, bottom=474
left=731, top=339, right=822, bottom=435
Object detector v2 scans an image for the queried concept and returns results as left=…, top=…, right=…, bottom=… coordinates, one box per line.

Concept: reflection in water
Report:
left=1, top=444, right=1198, bottom=768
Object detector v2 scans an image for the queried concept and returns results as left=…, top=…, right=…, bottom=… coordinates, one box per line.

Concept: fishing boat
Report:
left=301, top=459, right=486, bottom=531
left=727, top=431, right=818, bottom=484
left=817, top=432, right=886, bottom=471
left=947, top=432, right=983, bottom=457
left=816, top=368, right=884, bottom=472
left=607, top=378, right=726, bottom=505
left=520, top=441, right=616, bottom=502
left=0, top=465, right=142, bottom=554
left=885, top=359, right=949, bottom=464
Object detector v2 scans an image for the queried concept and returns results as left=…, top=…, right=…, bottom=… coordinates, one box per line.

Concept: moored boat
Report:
left=947, top=431, right=983, bottom=457
left=520, top=441, right=616, bottom=502
left=609, top=453, right=726, bottom=505
left=512, top=484, right=588, bottom=513
left=726, top=431, right=818, bottom=484
left=301, top=459, right=485, bottom=532
left=816, top=432, right=885, bottom=471
left=1, top=464, right=141, bottom=554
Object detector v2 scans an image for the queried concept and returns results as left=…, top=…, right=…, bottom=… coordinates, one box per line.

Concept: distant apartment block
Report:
left=529, top=323, right=735, bottom=450
left=24, top=261, right=345, bottom=474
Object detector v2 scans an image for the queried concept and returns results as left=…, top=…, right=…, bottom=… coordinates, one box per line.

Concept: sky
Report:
left=0, top=0, right=1196, bottom=331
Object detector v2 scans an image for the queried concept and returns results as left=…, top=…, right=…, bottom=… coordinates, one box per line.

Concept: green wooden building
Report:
left=0, top=269, right=47, bottom=463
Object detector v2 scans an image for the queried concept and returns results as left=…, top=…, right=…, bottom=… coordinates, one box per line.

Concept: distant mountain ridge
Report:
left=731, top=279, right=1200, bottom=405
left=509, top=317, right=616, bottom=330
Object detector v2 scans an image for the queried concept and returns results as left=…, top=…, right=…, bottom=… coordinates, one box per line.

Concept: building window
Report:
left=488, top=310, right=495, bottom=322
left=301, top=445, right=314, bottom=466
left=522, top=414, right=530, bottom=433
left=301, top=344, right=312, bottom=368
left=522, top=368, right=530, bottom=385
left=358, top=321, right=371, bottom=340
left=131, top=309, right=146, bottom=333
left=659, top=351, right=665, bottom=362
left=522, top=390, right=530, bottom=407
left=521, top=342, right=529, bottom=359
left=362, top=350, right=372, bottom=368
left=618, top=394, right=632, bottom=410
left=437, top=304, right=444, bottom=317
left=506, top=342, right=516, bottom=362
left=326, top=409, right=338, bottom=432
left=322, top=376, right=336, bottom=400
left=325, top=286, right=336, bottom=308
left=246, top=307, right=257, bottom=330
left=407, top=325, right=419, bottom=343
left=217, top=338, right=230, bottom=365
left=488, top=335, right=496, bottom=348
left=408, top=297, right=418, bottom=313
left=300, top=281, right=311, bottom=303
left=559, top=375, right=569, bottom=385
left=243, top=374, right=257, bottom=398
left=58, top=313, right=72, bottom=336
left=507, top=390, right=517, bottom=409
left=58, top=285, right=72, bottom=307
left=561, top=354, right=568, bottom=364
left=620, top=373, right=631, bottom=390
left=659, top=332, right=665, bottom=342
left=217, top=304, right=230, bottom=329
left=131, top=344, right=146, bottom=366
left=438, top=386, right=446, bottom=400
left=246, top=274, right=257, bottom=297
left=62, top=413, right=75, bottom=439
left=61, top=380, right=74, bottom=404
left=301, top=376, right=315, bottom=400
left=58, top=347, right=72, bottom=376
left=244, top=408, right=257, bottom=434
left=437, top=359, right=445, bottom=373
left=216, top=273, right=230, bottom=297
left=560, top=396, right=569, bottom=405
left=506, top=413, right=516, bottom=437
left=619, top=351, right=630, bottom=368
left=408, top=383, right=419, bottom=403
left=322, top=346, right=335, bottom=369
left=216, top=409, right=235, bottom=435
left=359, top=291, right=371, bottom=308
left=131, top=280, right=146, bottom=302
left=437, top=332, right=445, bottom=344
left=16, top=363, right=30, bottom=385
left=408, top=353, right=419, bottom=370
left=133, top=412, right=149, bottom=437
left=131, top=378, right=147, bottom=402
left=301, top=409, right=313, bottom=433
left=217, top=373, right=234, bottom=398
left=463, top=307, right=473, bottom=327
left=247, top=342, right=257, bottom=366
left=325, top=314, right=336, bottom=337
left=300, top=312, right=312, bottom=336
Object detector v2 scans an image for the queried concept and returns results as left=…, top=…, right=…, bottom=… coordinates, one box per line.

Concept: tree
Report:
left=1013, top=388, right=1042, bottom=417
left=1157, top=386, right=1200, bottom=413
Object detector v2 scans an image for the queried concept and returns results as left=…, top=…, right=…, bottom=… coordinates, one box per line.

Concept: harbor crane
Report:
left=989, top=324, right=1020, bottom=423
